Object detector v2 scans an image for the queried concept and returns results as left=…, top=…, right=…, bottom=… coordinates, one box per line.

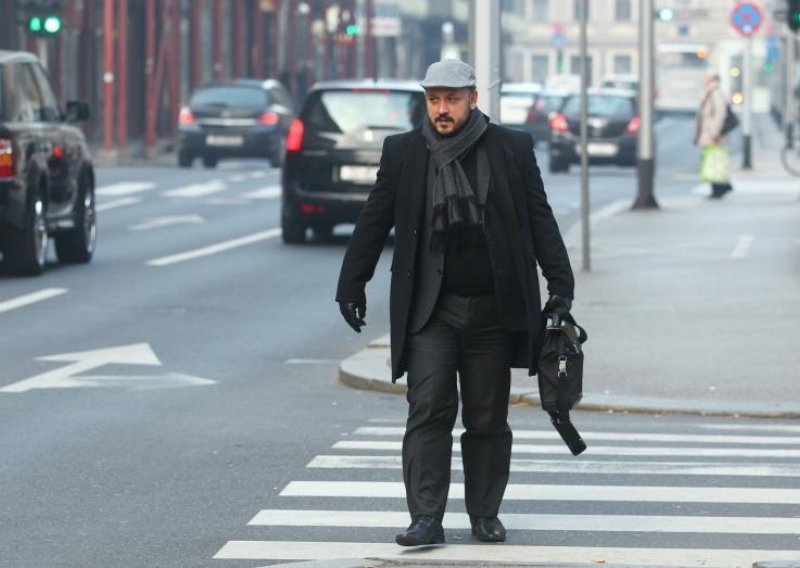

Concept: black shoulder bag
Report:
left=538, top=313, right=588, bottom=456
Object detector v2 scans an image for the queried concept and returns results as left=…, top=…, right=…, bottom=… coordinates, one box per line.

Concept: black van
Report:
left=280, top=80, right=425, bottom=244
left=0, top=50, right=95, bottom=275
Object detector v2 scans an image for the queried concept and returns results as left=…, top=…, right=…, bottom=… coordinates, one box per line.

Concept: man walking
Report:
left=336, top=60, right=575, bottom=546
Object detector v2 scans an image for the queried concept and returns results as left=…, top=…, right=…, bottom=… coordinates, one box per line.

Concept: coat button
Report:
left=413, top=229, right=418, bottom=236
left=407, top=270, right=413, bottom=277
left=436, top=269, right=442, bottom=276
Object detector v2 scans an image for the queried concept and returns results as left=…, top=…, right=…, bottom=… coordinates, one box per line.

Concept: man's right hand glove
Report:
left=339, top=301, right=366, bottom=333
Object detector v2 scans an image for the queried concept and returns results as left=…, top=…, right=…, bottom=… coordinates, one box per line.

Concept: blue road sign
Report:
left=730, top=2, right=763, bottom=36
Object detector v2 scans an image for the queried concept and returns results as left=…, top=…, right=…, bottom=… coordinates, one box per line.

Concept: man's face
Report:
left=425, top=87, right=478, bottom=136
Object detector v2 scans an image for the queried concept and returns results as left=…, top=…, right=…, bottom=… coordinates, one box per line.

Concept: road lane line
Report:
left=96, top=182, right=156, bottom=196
left=242, top=185, right=281, bottom=200
left=280, top=480, right=800, bottom=504
left=146, top=228, right=282, bottom=267
left=0, top=288, right=68, bottom=314
left=334, top=440, right=800, bottom=458
left=213, top=541, right=800, bottom=564
left=730, top=234, right=754, bottom=258
left=354, top=426, right=800, bottom=445
left=162, top=180, right=227, bottom=198
left=307, top=455, right=800, bottom=477
left=96, top=197, right=142, bottom=211
left=248, top=509, right=800, bottom=534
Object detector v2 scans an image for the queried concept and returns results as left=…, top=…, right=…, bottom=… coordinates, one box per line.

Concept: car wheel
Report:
left=54, top=176, right=96, bottom=264
left=312, top=224, right=333, bottom=241
left=282, top=218, right=306, bottom=244
left=202, top=156, right=218, bottom=169
left=178, top=149, right=193, bottom=168
left=4, top=189, right=48, bottom=276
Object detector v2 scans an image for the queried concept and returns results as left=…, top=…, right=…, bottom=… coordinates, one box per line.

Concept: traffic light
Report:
left=345, top=23, right=361, bottom=36
left=655, top=8, right=675, bottom=21
left=23, top=0, right=63, bottom=37
left=789, top=0, right=800, bottom=32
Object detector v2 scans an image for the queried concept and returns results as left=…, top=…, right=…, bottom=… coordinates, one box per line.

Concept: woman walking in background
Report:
left=695, top=71, right=734, bottom=199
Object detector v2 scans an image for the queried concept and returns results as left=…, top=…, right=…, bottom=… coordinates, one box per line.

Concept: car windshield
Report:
left=562, top=95, right=633, bottom=116
left=190, top=86, right=267, bottom=109
left=305, top=89, right=425, bottom=134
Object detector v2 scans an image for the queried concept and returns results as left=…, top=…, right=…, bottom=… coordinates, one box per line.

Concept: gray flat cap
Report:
left=420, top=60, right=476, bottom=89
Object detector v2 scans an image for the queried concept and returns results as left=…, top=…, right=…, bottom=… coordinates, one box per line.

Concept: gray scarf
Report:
left=421, top=108, right=489, bottom=252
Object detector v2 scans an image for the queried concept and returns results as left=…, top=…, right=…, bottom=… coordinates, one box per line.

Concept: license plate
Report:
left=581, top=142, right=618, bottom=157
left=206, top=135, right=244, bottom=147
left=339, top=165, right=378, bottom=184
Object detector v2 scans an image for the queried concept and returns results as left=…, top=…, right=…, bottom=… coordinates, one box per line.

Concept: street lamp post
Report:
left=633, top=0, right=659, bottom=210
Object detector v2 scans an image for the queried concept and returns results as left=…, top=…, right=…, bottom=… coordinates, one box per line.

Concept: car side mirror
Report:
left=65, top=101, right=90, bottom=123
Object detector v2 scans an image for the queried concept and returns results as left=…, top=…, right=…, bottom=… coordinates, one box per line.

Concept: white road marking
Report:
left=280, top=480, right=800, bottom=504
left=285, top=358, right=338, bottom=364
left=96, top=197, right=142, bottom=211
left=730, top=234, right=754, bottom=258
left=0, top=288, right=67, bottom=314
left=307, top=455, right=800, bottom=477
left=333, top=440, right=800, bottom=458
left=95, top=182, right=156, bottom=196
left=354, top=426, right=800, bottom=445
left=128, top=215, right=205, bottom=232
left=146, top=228, right=282, bottom=267
left=700, top=423, right=800, bottom=433
left=162, top=180, right=227, bottom=198
left=242, top=185, right=281, bottom=200
left=248, top=509, right=800, bottom=534
left=213, top=541, right=800, bottom=564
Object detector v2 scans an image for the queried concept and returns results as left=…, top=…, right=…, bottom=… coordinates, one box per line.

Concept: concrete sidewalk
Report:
left=339, top=159, right=800, bottom=418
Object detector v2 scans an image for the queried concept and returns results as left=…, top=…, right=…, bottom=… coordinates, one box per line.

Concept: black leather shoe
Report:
left=471, top=517, right=506, bottom=542
left=395, top=515, right=444, bottom=546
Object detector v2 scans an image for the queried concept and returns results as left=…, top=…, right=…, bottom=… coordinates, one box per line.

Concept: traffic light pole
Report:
left=634, top=0, right=658, bottom=210
left=785, top=31, right=797, bottom=149
left=578, top=0, right=590, bottom=272
left=742, top=35, right=753, bottom=169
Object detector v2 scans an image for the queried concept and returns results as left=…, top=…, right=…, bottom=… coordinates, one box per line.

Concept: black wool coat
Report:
left=336, top=123, right=574, bottom=382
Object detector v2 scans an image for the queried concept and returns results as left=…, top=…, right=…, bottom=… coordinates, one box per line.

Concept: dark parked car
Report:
left=522, top=89, right=572, bottom=147
left=548, top=88, right=640, bottom=173
left=0, top=50, right=95, bottom=276
left=176, top=79, right=294, bottom=169
left=281, top=80, right=426, bottom=244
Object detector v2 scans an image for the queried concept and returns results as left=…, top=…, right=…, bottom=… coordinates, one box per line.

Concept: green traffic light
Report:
left=28, top=16, right=43, bottom=32
left=43, top=16, right=62, bottom=34
left=345, top=24, right=360, bottom=36
left=657, top=8, right=674, bottom=21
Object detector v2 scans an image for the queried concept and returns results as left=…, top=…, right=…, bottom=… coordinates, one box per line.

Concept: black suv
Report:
left=0, top=50, right=95, bottom=275
left=281, top=80, right=425, bottom=243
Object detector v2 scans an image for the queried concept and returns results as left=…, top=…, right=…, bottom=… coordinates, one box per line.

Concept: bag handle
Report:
left=548, top=312, right=588, bottom=344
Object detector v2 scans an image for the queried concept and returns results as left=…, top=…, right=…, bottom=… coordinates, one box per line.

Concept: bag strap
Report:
left=548, top=313, right=588, bottom=344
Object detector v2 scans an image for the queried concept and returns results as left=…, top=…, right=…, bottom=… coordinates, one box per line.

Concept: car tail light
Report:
left=0, top=139, right=15, bottom=178
left=550, top=113, right=569, bottom=134
left=624, top=115, right=641, bottom=136
left=260, top=111, right=279, bottom=126
left=526, top=109, right=539, bottom=124
left=178, top=106, right=195, bottom=125
left=300, top=203, right=325, bottom=214
left=285, top=119, right=304, bottom=153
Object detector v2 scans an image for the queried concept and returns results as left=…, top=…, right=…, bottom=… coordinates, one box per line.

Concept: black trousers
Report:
left=402, top=293, right=512, bottom=523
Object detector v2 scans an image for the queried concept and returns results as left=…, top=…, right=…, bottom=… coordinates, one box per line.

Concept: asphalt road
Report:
left=2, top=116, right=794, bottom=568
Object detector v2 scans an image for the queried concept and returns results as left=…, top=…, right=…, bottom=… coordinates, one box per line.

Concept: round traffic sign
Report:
left=731, top=2, right=763, bottom=37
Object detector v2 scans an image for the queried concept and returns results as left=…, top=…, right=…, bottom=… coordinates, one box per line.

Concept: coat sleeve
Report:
left=335, top=136, right=399, bottom=305
left=520, top=135, right=575, bottom=300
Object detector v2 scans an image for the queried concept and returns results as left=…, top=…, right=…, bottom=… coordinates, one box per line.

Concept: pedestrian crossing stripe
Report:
left=247, top=509, right=800, bottom=534
left=308, top=454, right=800, bottom=477
left=354, top=426, right=800, bottom=445
left=279, top=481, right=800, bottom=504
left=333, top=440, right=800, bottom=458
left=213, top=541, right=800, bottom=564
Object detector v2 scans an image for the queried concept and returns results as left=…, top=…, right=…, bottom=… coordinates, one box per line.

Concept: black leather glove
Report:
left=339, top=301, right=366, bottom=333
left=544, top=295, right=572, bottom=319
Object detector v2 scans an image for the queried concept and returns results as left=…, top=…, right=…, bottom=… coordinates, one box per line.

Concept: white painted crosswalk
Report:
left=213, top=418, right=800, bottom=566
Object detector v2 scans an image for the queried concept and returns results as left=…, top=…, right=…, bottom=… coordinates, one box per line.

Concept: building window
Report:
left=615, top=0, right=632, bottom=21
left=573, top=0, right=589, bottom=21
left=614, top=54, right=633, bottom=74
left=570, top=54, right=593, bottom=86
left=531, top=55, right=549, bottom=84
left=532, top=0, right=548, bottom=21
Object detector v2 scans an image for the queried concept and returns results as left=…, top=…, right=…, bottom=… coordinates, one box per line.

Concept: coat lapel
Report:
left=400, top=129, right=430, bottom=230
